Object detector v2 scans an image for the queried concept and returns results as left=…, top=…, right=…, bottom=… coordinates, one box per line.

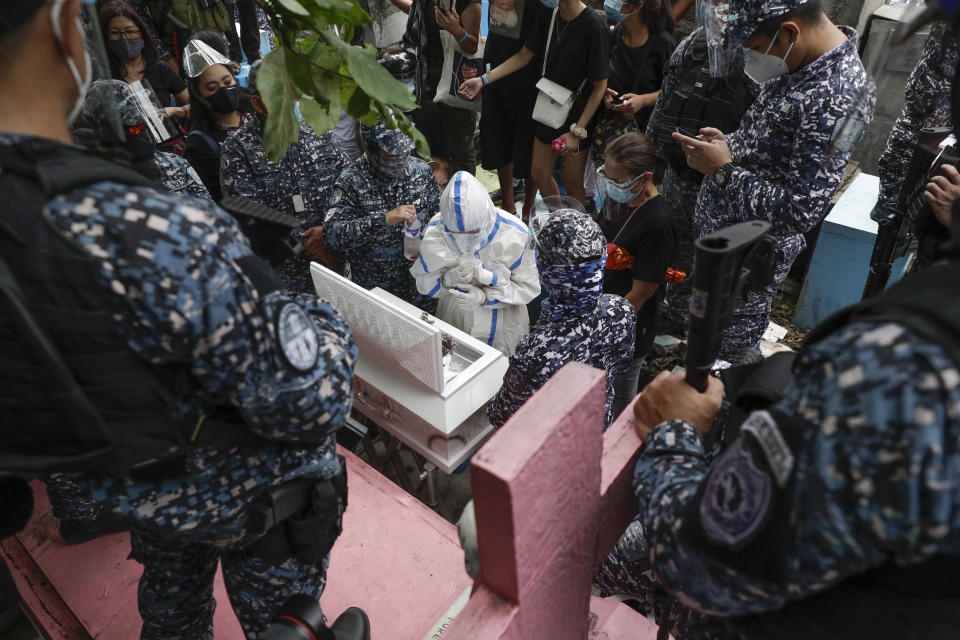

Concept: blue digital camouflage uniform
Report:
left=646, top=27, right=755, bottom=333
left=487, top=212, right=635, bottom=429
left=323, top=155, right=441, bottom=311
left=877, top=20, right=959, bottom=211
left=220, top=117, right=347, bottom=295
left=0, top=133, right=357, bottom=640
left=155, top=150, right=212, bottom=200
left=595, top=321, right=960, bottom=638
left=693, top=26, right=875, bottom=358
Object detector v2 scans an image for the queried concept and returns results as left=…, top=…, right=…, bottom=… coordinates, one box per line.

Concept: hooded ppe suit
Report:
left=411, top=171, right=539, bottom=356
left=487, top=210, right=635, bottom=428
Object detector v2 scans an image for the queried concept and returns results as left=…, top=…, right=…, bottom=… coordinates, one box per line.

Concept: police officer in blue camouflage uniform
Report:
left=73, top=78, right=212, bottom=201
left=153, top=149, right=212, bottom=199
left=220, top=60, right=347, bottom=295
left=487, top=209, right=635, bottom=430
left=592, top=4, right=960, bottom=637
left=323, top=121, right=441, bottom=311
left=876, top=20, right=959, bottom=222
left=0, top=2, right=368, bottom=638
left=674, top=0, right=875, bottom=359
left=646, top=26, right=756, bottom=334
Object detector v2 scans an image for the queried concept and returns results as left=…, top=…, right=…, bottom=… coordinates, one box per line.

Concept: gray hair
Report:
left=604, top=132, right=657, bottom=177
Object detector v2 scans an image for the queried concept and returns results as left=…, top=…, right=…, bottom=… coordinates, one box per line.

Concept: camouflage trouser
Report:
left=659, top=166, right=700, bottom=333
left=717, top=235, right=803, bottom=361
left=129, top=522, right=329, bottom=640
left=592, top=520, right=733, bottom=640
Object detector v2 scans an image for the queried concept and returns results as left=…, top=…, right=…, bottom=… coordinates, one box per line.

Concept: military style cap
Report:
left=534, top=210, right=606, bottom=265
left=359, top=121, right=415, bottom=156
left=708, top=0, right=809, bottom=51
left=75, top=79, right=144, bottom=129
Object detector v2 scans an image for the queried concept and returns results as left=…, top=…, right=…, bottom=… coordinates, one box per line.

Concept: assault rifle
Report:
left=863, top=129, right=957, bottom=299
left=218, top=196, right=304, bottom=269
left=685, top=221, right=775, bottom=392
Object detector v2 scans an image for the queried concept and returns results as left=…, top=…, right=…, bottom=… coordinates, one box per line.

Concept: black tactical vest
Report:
left=0, top=140, right=259, bottom=477
left=654, top=32, right=753, bottom=183
left=711, top=258, right=960, bottom=639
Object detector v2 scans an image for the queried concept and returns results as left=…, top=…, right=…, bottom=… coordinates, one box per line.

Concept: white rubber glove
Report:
left=473, top=263, right=497, bottom=286
left=449, top=283, right=486, bottom=307
left=442, top=261, right=475, bottom=287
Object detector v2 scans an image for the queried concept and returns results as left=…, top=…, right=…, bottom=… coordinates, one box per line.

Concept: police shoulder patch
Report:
left=830, top=116, right=867, bottom=154
left=741, top=410, right=795, bottom=487
left=699, top=439, right=772, bottom=549
left=276, top=302, right=319, bottom=373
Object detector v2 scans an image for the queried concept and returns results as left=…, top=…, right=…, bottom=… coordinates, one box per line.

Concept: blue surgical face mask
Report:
left=540, top=0, right=560, bottom=8
left=604, top=0, right=626, bottom=23
left=606, top=180, right=638, bottom=203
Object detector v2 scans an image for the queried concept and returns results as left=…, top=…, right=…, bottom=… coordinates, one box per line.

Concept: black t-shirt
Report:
left=524, top=6, right=609, bottom=99
left=606, top=27, right=675, bottom=131
left=601, top=195, right=675, bottom=356
left=484, top=0, right=546, bottom=87
left=409, top=0, right=482, bottom=62
left=143, top=61, right=187, bottom=108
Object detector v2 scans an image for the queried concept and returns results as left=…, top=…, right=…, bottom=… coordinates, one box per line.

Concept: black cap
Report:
left=0, top=1, right=45, bottom=38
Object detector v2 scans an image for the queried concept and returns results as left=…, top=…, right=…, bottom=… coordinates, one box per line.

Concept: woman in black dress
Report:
left=602, top=0, right=675, bottom=131
left=591, top=0, right=676, bottom=166
left=458, top=0, right=609, bottom=219
left=98, top=2, right=189, bottom=119
left=598, top=132, right=675, bottom=415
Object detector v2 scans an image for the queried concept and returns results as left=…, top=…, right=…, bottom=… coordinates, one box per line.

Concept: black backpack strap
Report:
left=0, top=140, right=162, bottom=196
left=188, top=129, right=220, bottom=156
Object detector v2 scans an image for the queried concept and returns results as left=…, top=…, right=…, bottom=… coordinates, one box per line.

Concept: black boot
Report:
left=330, top=608, right=371, bottom=640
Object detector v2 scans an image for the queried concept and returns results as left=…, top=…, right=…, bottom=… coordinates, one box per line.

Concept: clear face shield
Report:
left=444, top=229, right=486, bottom=257
left=71, top=0, right=117, bottom=129
left=126, top=80, right=180, bottom=144
left=528, top=195, right=586, bottom=254
left=182, top=39, right=233, bottom=79
left=595, top=164, right=645, bottom=221
left=702, top=0, right=743, bottom=78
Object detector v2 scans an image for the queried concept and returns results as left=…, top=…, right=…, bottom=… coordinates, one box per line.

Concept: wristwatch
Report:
left=713, top=163, right=736, bottom=188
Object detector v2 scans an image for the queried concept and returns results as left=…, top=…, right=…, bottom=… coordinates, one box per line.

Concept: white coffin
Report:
left=310, top=263, right=508, bottom=471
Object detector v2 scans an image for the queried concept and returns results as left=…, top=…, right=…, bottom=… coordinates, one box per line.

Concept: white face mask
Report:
left=51, top=0, right=93, bottom=124
left=743, top=31, right=794, bottom=84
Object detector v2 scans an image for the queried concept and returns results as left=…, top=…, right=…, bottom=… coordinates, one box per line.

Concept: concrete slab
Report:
left=3, top=449, right=470, bottom=640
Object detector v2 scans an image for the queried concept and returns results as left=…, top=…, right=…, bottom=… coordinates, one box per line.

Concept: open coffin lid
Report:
left=310, top=263, right=508, bottom=457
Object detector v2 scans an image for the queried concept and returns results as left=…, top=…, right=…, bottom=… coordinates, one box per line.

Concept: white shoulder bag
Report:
left=532, top=8, right=587, bottom=129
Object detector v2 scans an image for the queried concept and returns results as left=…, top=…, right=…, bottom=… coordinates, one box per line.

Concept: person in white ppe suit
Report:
left=411, top=171, right=540, bottom=356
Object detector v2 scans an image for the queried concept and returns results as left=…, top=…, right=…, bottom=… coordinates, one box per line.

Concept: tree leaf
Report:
left=345, top=45, right=417, bottom=111
left=258, top=49, right=301, bottom=162
left=276, top=0, right=310, bottom=16
left=300, top=96, right=340, bottom=134
left=310, top=0, right=370, bottom=25
left=396, top=113, right=431, bottom=159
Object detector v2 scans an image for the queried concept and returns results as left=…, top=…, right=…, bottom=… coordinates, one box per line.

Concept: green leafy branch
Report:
left=256, top=0, right=429, bottom=161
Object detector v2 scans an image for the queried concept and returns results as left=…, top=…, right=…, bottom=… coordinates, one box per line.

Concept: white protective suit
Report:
left=411, top=172, right=540, bottom=356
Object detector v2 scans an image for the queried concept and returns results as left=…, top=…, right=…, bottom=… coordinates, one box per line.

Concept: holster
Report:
left=245, top=455, right=348, bottom=565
